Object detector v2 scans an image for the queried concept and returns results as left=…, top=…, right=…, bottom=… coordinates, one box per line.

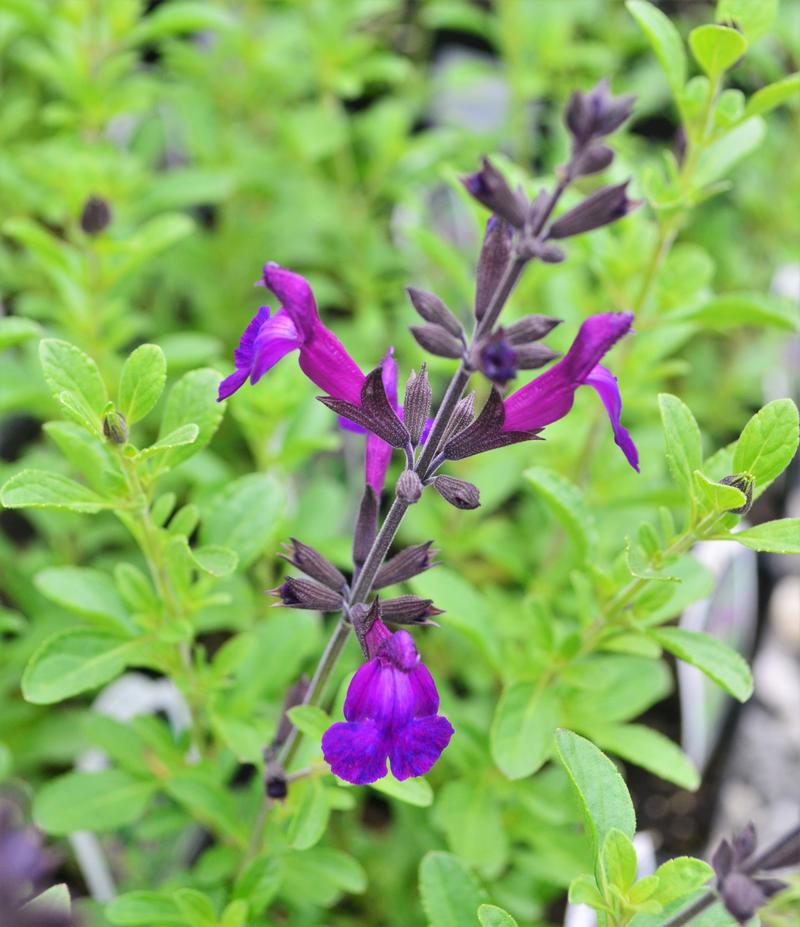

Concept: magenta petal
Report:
left=365, top=432, right=393, bottom=494
left=250, top=308, right=302, bottom=383
left=322, top=721, right=388, bottom=785
left=233, top=306, right=270, bottom=369
left=342, top=660, right=383, bottom=722
left=262, top=262, right=318, bottom=339
left=388, top=715, right=454, bottom=780
left=406, top=663, right=440, bottom=716
left=381, top=630, right=419, bottom=672
left=217, top=367, right=250, bottom=401
left=381, top=348, right=398, bottom=409
left=559, top=312, right=634, bottom=383
left=298, top=324, right=365, bottom=404
left=584, top=364, right=639, bottom=471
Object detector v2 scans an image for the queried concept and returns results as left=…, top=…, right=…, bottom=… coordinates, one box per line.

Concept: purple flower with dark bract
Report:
left=218, top=263, right=365, bottom=403
left=501, top=311, right=639, bottom=470
left=321, top=618, right=454, bottom=784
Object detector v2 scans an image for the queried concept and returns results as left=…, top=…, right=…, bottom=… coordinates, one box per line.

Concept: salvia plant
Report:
left=0, top=1, right=799, bottom=926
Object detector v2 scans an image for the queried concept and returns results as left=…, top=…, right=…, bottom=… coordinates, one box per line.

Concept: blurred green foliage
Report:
left=0, top=1, right=798, bottom=926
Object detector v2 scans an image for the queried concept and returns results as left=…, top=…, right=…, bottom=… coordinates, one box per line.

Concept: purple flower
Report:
left=218, top=263, right=365, bottom=403
left=321, top=619, right=454, bottom=784
left=501, top=311, right=639, bottom=471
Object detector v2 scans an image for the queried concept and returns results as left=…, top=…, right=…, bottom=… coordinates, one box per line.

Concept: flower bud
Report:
left=570, top=142, right=615, bottom=178
left=565, top=79, right=635, bottom=146
left=514, top=343, right=561, bottom=370
left=476, top=332, right=517, bottom=385
left=264, top=760, right=288, bottom=800
left=374, top=542, right=438, bottom=589
left=505, top=314, right=562, bottom=345
left=397, top=470, right=423, bottom=504
left=548, top=181, right=641, bottom=240
left=270, top=577, right=343, bottom=612
left=353, top=486, right=378, bottom=568
left=432, top=475, right=481, bottom=509
left=80, top=195, right=112, bottom=235
left=406, top=288, right=463, bottom=338
left=381, top=595, right=444, bottom=624
left=462, top=157, right=527, bottom=228
left=475, top=216, right=514, bottom=320
left=410, top=323, right=464, bottom=359
left=279, top=538, right=347, bottom=591
left=720, top=474, right=754, bottom=515
left=441, top=392, right=475, bottom=445
left=404, top=366, right=432, bottom=446
left=102, top=410, right=128, bottom=445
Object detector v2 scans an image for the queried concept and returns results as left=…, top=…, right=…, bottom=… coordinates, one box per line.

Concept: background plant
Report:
left=0, top=1, right=798, bottom=926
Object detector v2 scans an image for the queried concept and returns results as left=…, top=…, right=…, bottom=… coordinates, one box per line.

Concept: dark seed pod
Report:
left=280, top=539, right=347, bottom=591
left=720, top=474, right=754, bottom=515
left=270, top=577, right=343, bottom=612
left=432, top=475, right=481, bottom=510
left=410, top=323, right=465, bottom=359
left=406, top=288, right=464, bottom=338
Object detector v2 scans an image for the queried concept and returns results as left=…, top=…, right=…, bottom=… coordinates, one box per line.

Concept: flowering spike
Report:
left=270, top=577, right=343, bottom=612
left=373, top=542, right=438, bottom=589
left=279, top=539, right=347, bottom=592
left=321, top=620, right=453, bottom=784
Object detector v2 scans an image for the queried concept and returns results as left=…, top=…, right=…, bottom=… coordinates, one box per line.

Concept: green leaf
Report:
left=287, top=779, right=330, bottom=851
left=478, top=904, right=520, bottom=927
left=200, top=473, right=286, bottom=568
left=35, top=566, right=131, bottom=630
left=190, top=545, right=239, bottom=577
left=286, top=705, right=331, bottom=741
left=419, top=851, right=488, bottom=927
left=174, top=889, right=217, bottom=927
left=716, top=0, right=777, bottom=41
left=692, top=471, right=746, bottom=516
left=671, top=292, right=798, bottom=331
left=435, top=781, right=508, bottom=875
left=0, top=316, right=41, bottom=350
left=658, top=394, right=702, bottom=495
left=127, top=2, right=232, bottom=43
left=524, top=466, right=596, bottom=558
left=137, top=423, right=199, bottom=459
left=689, top=25, right=747, bottom=77
left=119, top=344, right=167, bottom=425
left=589, top=723, right=700, bottom=790
left=491, top=682, right=559, bottom=779
left=165, top=771, right=245, bottom=844
left=233, top=857, right=283, bottom=914
left=107, top=892, right=184, bottom=926
left=22, top=628, right=140, bottom=704
left=568, top=875, right=608, bottom=910
left=39, top=339, right=107, bottom=422
left=34, top=769, right=155, bottom=834
left=369, top=774, right=433, bottom=807
left=733, top=399, right=799, bottom=497
left=157, top=368, right=224, bottom=468
left=650, top=857, right=713, bottom=904
left=729, top=519, right=800, bottom=554
left=1, top=469, right=114, bottom=513
left=627, top=0, right=687, bottom=94
left=695, top=117, right=765, bottom=187
left=625, top=538, right=680, bottom=582
left=602, top=828, right=638, bottom=892
left=744, top=73, right=800, bottom=119
left=650, top=628, right=752, bottom=701
left=554, top=730, right=636, bottom=856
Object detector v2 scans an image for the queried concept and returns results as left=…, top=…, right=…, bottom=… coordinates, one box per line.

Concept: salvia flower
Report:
left=218, top=263, right=365, bottom=403
left=502, top=311, right=639, bottom=470
left=321, top=618, right=454, bottom=784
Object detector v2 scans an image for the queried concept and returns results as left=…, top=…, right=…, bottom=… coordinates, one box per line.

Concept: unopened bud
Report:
left=406, top=288, right=464, bottom=339
left=565, top=79, right=635, bottom=146
left=397, top=470, right=423, bottom=504
left=270, top=577, right=343, bottom=612
left=514, top=343, right=561, bottom=370
left=279, top=538, right=347, bottom=591
left=374, top=542, right=438, bottom=589
left=475, top=216, right=514, bottom=320
left=462, top=157, right=527, bottom=228
left=381, top=595, right=444, bottom=625
left=410, top=323, right=464, bottom=359
left=570, top=142, right=615, bottom=179
left=353, top=486, right=378, bottom=568
left=80, top=195, right=112, bottom=235
left=264, top=761, right=288, bottom=801
left=720, top=473, right=754, bottom=515
left=528, top=240, right=566, bottom=263
left=441, top=393, right=475, bottom=445
left=404, top=366, right=432, bottom=446
left=548, top=181, right=640, bottom=239
left=505, top=314, right=562, bottom=345
left=432, top=475, right=481, bottom=509
left=103, top=410, right=128, bottom=445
